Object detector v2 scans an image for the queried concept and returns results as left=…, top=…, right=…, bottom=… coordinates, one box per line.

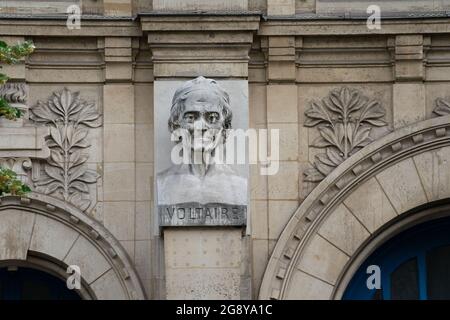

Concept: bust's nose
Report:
left=193, top=117, right=208, bottom=132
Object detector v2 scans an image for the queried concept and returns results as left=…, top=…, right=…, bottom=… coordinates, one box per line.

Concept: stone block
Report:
left=267, top=85, right=298, bottom=123
left=103, top=202, right=135, bottom=241
left=135, top=201, right=152, bottom=240
left=285, top=270, right=334, bottom=300
left=297, top=234, right=349, bottom=285
left=165, top=229, right=241, bottom=269
left=268, top=123, right=298, bottom=161
left=393, top=83, right=425, bottom=129
left=153, top=0, right=248, bottom=11
left=0, top=210, right=35, bottom=261
left=136, top=162, right=153, bottom=201
left=252, top=240, right=269, bottom=298
left=344, top=177, right=398, bottom=233
left=104, top=124, right=135, bottom=162
left=249, top=84, right=267, bottom=126
left=64, top=236, right=111, bottom=284
left=166, top=268, right=241, bottom=300
left=267, top=0, right=295, bottom=16
left=318, top=204, right=370, bottom=256
left=136, top=124, right=154, bottom=162
left=104, top=84, right=134, bottom=124
left=30, top=215, right=79, bottom=261
left=251, top=200, right=268, bottom=239
left=376, top=158, right=428, bottom=214
left=135, top=240, right=151, bottom=267
left=268, top=200, right=298, bottom=240
left=164, top=228, right=242, bottom=299
left=135, top=84, right=154, bottom=124
left=90, top=269, right=127, bottom=300
left=104, top=0, right=132, bottom=16
left=413, top=147, right=450, bottom=201
left=268, top=161, right=299, bottom=200
left=103, top=162, right=135, bottom=201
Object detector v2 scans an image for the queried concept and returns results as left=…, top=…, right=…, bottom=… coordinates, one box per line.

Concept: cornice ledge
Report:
left=141, top=14, right=260, bottom=32
left=259, top=17, right=450, bottom=36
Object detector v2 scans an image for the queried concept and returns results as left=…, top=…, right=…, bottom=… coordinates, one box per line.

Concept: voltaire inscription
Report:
left=159, top=203, right=246, bottom=226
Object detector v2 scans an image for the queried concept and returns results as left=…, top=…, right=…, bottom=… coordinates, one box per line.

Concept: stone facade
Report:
left=2, top=0, right=450, bottom=299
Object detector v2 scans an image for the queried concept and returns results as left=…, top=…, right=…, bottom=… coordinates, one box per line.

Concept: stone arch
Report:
left=259, top=115, right=450, bottom=300
left=0, top=193, right=146, bottom=300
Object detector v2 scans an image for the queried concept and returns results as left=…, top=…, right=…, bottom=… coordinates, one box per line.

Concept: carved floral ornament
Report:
left=30, top=88, right=101, bottom=211
left=434, top=97, right=450, bottom=116
left=304, top=87, right=388, bottom=182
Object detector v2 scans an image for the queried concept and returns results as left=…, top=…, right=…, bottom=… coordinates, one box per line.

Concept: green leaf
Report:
left=0, top=73, right=8, bottom=84
left=0, top=165, right=31, bottom=196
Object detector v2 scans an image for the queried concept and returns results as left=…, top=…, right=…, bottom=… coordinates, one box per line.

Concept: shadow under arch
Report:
left=259, top=115, right=450, bottom=300
left=0, top=193, right=146, bottom=300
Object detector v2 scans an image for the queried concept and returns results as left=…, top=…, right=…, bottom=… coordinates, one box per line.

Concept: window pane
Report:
left=427, top=245, right=450, bottom=299
left=391, top=258, right=419, bottom=300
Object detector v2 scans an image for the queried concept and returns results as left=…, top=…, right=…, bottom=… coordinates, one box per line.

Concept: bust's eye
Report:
left=207, top=112, right=219, bottom=123
left=183, top=113, right=196, bottom=122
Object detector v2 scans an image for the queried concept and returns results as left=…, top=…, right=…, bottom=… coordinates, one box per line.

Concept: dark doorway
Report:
left=0, top=267, right=81, bottom=300
left=343, top=217, right=450, bottom=300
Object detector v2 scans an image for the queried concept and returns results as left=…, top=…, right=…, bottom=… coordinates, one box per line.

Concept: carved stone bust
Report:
left=156, top=76, right=247, bottom=206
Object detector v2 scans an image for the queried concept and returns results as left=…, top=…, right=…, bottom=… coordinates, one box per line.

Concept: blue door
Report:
left=343, top=217, right=450, bottom=300
left=0, top=267, right=81, bottom=300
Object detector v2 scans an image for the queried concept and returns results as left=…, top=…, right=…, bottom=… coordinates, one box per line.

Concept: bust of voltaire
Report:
left=156, top=76, right=247, bottom=206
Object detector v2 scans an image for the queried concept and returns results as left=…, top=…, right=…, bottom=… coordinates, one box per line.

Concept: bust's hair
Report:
left=168, top=76, right=233, bottom=132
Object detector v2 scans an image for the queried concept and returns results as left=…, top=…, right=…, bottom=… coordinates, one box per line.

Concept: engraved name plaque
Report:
left=159, top=203, right=247, bottom=226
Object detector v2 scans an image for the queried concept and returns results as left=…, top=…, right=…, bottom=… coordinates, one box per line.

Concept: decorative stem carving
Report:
left=30, top=88, right=102, bottom=211
left=304, top=87, right=387, bottom=182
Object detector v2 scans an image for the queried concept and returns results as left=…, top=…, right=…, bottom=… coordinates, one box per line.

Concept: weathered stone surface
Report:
left=166, top=268, right=241, bottom=300
left=268, top=161, right=299, bottom=200
left=164, top=228, right=242, bottom=299
left=90, top=269, right=127, bottom=300
left=103, top=202, right=135, bottom=241
left=413, top=147, right=450, bottom=201
left=29, top=215, right=78, bottom=261
left=0, top=209, right=35, bottom=261
left=285, top=270, right=334, bottom=300
left=318, top=204, right=370, bottom=256
left=267, top=85, right=298, bottom=123
left=297, top=234, right=349, bottom=285
left=344, top=177, right=398, bottom=233
left=267, top=0, right=295, bottom=16
left=64, top=236, right=111, bottom=284
left=393, top=83, right=426, bottom=129
left=251, top=200, right=268, bottom=239
left=103, top=162, right=135, bottom=201
left=104, top=124, right=135, bottom=162
left=104, top=84, right=134, bottom=124
left=376, top=158, right=428, bottom=214
left=252, top=239, right=269, bottom=297
left=268, top=200, right=298, bottom=240
left=153, top=0, right=248, bottom=11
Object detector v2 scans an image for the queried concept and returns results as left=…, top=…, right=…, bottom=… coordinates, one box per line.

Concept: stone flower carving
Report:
left=30, top=88, right=101, bottom=211
left=304, top=87, right=387, bottom=182
left=434, top=98, right=450, bottom=116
